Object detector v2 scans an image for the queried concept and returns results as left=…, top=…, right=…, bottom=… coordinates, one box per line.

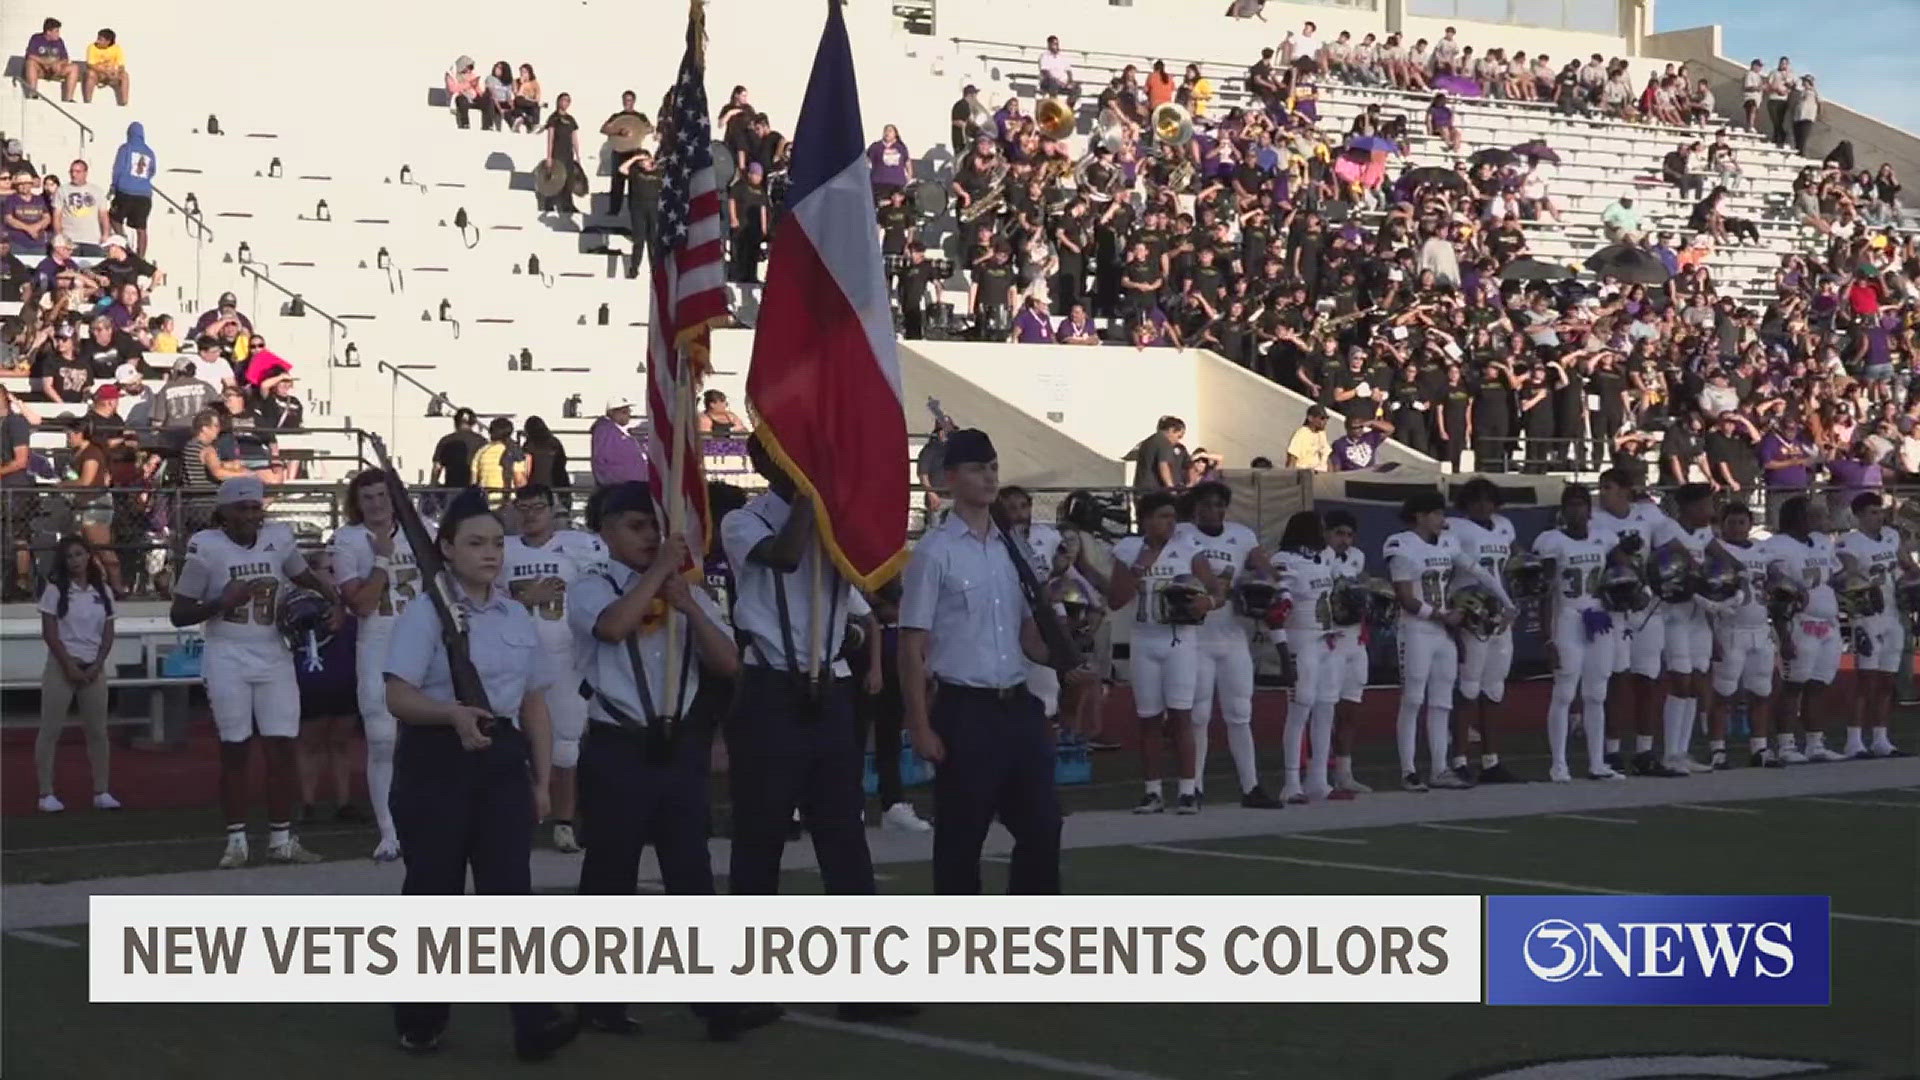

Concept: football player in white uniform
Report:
left=330, top=470, right=421, bottom=861
left=1594, top=467, right=1683, bottom=776
left=1383, top=491, right=1513, bottom=792
left=997, top=487, right=1103, bottom=737
left=1181, top=482, right=1281, bottom=808
left=1707, top=501, right=1781, bottom=768
left=171, top=476, right=341, bottom=868
left=1762, top=495, right=1843, bottom=763
left=1447, top=478, right=1520, bottom=784
left=1529, top=484, right=1624, bottom=781
left=505, top=484, right=609, bottom=852
left=1835, top=492, right=1908, bottom=758
left=1264, top=512, right=1337, bottom=803
left=1654, top=483, right=1721, bottom=774
left=1320, top=510, right=1371, bottom=797
left=1107, top=492, right=1212, bottom=814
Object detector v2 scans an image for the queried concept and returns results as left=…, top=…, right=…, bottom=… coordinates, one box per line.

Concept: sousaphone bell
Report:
left=1036, top=96, right=1077, bottom=141
left=1151, top=102, right=1195, bottom=148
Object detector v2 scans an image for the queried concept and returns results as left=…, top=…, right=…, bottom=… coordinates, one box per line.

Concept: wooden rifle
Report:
left=364, top=434, right=499, bottom=725
left=989, top=502, right=1084, bottom=676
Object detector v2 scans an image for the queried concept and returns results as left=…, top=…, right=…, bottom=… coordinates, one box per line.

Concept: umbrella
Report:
left=1512, top=140, right=1560, bottom=164
left=1346, top=135, right=1399, bottom=155
left=1433, top=74, right=1483, bottom=98
left=1403, top=165, right=1468, bottom=193
left=1498, top=258, right=1574, bottom=283
left=1468, top=147, right=1520, bottom=169
left=1584, top=243, right=1671, bottom=286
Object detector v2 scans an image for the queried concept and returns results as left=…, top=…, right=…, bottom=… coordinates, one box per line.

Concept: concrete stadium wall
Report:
left=897, top=343, right=1125, bottom=488
left=1645, top=25, right=1920, bottom=207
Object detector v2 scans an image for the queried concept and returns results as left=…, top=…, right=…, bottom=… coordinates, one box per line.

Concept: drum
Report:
left=910, top=180, right=949, bottom=218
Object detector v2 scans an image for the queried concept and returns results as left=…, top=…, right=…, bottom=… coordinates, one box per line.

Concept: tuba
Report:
left=1151, top=102, right=1195, bottom=149
left=1036, top=96, right=1076, bottom=141
left=966, top=96, right=994, bottom=141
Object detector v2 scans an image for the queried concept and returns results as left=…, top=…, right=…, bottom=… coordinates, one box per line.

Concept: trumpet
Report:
left=1036, top=96, right=1076, bottom=141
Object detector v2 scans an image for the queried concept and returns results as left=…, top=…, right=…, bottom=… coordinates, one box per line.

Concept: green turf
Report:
left=6, top=791, right=1917, bottom=1079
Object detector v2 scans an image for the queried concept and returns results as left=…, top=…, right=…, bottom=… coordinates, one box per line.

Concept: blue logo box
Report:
left=1486, top=895, right=1830, bottom=1005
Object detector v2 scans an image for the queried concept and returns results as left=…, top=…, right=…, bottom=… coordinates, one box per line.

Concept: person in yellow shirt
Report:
left=1286, top=406, right=1333, bottom=471
left=471, top=417, right=530, bottom=508
left=1179, top=64, right=1214, bottom=120
left=84, top=29, right=130, bottom=106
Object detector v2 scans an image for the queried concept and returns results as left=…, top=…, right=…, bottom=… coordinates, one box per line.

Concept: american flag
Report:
left=646, top=0, right=725, bottom=563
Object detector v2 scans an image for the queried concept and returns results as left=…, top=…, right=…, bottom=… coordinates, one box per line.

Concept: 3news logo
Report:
left=1485, top=896, right=1831, bottom=1005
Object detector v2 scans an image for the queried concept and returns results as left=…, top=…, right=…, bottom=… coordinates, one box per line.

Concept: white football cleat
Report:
left=219, top=837, right=250, bottom=869
left=269, top=838, right=323, bottom=864
left=1302, top=783, right=1333, bottom=802
left=1334, top=774, right=1372, bottom=795
left=372, top=836, right=403, bottom=862
left=91, top=792, right=122, bottom=810
left=36, top=794, right=64, bottom=813
left=1587, top=764, right=1625, bottom=781
left=1804, top=745, right=1846, bottom=763
left=882, top=802, right=932, bottom=833
left=1776, top=748, right=1809, bottom=764
left=1427, top=770, right=1470, bottom=789
left=1870, top=741, right=1904, bottom=757
left=1548, top=764, right=1572, bottom=783
left=1278, top=781, right=1307, bottom=805
left=551, top=823, right=581, bottom=853
left=1685, top=757, right=1712, bottom=774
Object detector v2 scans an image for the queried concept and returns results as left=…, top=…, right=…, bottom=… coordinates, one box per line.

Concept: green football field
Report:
left=5, top=782, right=1917, bottom=1080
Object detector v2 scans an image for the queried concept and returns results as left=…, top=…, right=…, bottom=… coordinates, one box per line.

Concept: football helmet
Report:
left=1694, top=549, right=1744, bottom=603
left=1447, top=583, right=1503, bottom=639
left=1324, top=577, right=1371, bottom=627
left=1897, top=569, right=1920, bottom=617
left=1232, top=574, right=1281, bottom=620
left=1764, top=565, right=1807, bottom=623
left=1055, top=575, right=1099, bottom=654
left=1833, top=568, right=1883, bottom=619
left=1155, top=575, right=1210, bottom=625
left=1645, top=545, right=1696, bottom=604
left=1503, top=551, right=1551, bottom=603
left=1598, top=562, right=1651, bottom=613
left=278, top=587, right=333, bottom=673
left=1362, top=576, right=1401, bottom=625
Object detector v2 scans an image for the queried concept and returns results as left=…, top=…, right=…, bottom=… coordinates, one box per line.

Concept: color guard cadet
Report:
left=900, top=429, right=1068, bottom=895
left=568, top=482, right=782, bottom=1042
left=381, top=490, right=578, bottom=1062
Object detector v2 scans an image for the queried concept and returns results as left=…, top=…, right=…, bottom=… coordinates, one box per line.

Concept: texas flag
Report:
left=746, top=0, right=908, bottom=591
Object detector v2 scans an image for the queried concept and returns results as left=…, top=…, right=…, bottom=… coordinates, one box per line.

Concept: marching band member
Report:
left=1107, top=491, right=1210, bottom=813
left=171, top=476, right=339, bottom=868
left=502, top=483, right=608, bottom=852
left=1382, top=492, right=1512, bottom=792
left=1530, top=485, right=1624, bottom=782
left=1180, top=482, right=1280, bottom=807
left=1835, top=492, right=1908, bottom=758
left=1446, top=478, right=1520, bottom=784
left=330, top=469, right=419, bottom=861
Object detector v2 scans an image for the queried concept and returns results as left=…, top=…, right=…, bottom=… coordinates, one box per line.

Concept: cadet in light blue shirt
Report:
left=379, top=489, right=577, bottom=1063
left=899, top=429, right=1065, bottom=896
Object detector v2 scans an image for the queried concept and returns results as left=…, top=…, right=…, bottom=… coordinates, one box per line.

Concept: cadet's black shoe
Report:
left=1477, top=762, right=1523, bottom=783
left=837, top=1002, right=922, bottom=1023
left=1604, top=752, right=1626, bottom=774
left=1641, top=758, right=1686, bottom=778
left=707, top=1003, right=785, bottom=1042
left=514, top=1015, right=580, bottom=1062
left=786, top=811, right=804, bottom=841
left=1240, top=785, right=1283, bottom=808
left=396, top=1030, right=442, bottom=1055
left=1630, top=750, right=1661, bottom=776
left=577, top=1007, right=640, bottom=1035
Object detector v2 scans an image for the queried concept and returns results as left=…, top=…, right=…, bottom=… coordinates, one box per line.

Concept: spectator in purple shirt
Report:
left=3, top=170, right=55, bottom=250
left=1824, top=441, right=1882, bottom=523
left=589, top=396, right=647, bottom=486
left=1758, top=417, right=1816, bottom=495
left=1331, top=415, right=1395, bottom=471
left=866, top=124, right=911, bottom=202
left=1056, top=303, right=1100, bottom=345
left=1013, top=296, right=1055, bottom=344
left=23, top=18, right=79, bottom=102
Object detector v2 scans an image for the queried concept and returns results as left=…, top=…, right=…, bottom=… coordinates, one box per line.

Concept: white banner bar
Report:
left=90, top=895, right=1481, bottom=1003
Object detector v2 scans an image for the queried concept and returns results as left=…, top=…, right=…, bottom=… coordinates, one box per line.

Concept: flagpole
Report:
left=663, top=341, right=693, bottom=718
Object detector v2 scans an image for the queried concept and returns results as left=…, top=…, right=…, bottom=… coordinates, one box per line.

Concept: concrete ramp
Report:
left=898, top=342, right=1121, bottom=487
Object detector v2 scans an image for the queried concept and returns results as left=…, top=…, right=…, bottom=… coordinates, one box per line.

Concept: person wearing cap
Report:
left=191, top=291, right=252, bottom=339
left=381, top=489, right=579, bottom=1062
left=115, top=363, right=154, bottom=427
left=29, top=322, right=89, bottom=403
left=590, top=397, right=647, bottom=487
left=156, top=358, right=215, bottom=431
left=902, top=428, right=1071, bottom=891
left=950, top=85, right=982, bottom=152
left=567, top=482, right=785, bottom=1041
left=1285, top=405, right=1332, bottom=470
left=170, top=475, right=340, bottom=868
left=91, top=231, right=156, bottom=294
left=30, top=234, right=88, bottom=297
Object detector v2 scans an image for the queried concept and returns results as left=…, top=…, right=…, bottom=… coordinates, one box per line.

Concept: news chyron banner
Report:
left=1486, top=895, right=1832, bottom=1006
left=91, top=896, right=1482, bottom=1004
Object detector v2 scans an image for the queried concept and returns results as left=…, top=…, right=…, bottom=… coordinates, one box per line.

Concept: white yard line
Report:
left=1132, top=845, right=1919, bottom=928
left=7, top=930, right=79, bottom=949
left=787, top=1012, right=1179, bottom=1080
left=1415, top=822, right=1509, bottom=835
left=1275, top=833, right=1370, bottom=846
left=1666, top=803, right=1763, bottom=815
left=1547, top=813, right=1639, bottom=824
left=1794, top=796, right=1920, bottom=810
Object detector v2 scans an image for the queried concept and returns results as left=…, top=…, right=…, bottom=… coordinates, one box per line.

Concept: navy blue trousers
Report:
left=389, top=724, right=558, bottom=1041
left=724, top=666, right=876, bottom=896
left=930, top=684, right=1062, bottom=895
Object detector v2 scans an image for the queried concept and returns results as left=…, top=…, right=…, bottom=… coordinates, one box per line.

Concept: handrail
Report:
left=23, top=91, right=93, bottom=146
left=376, top=358, right=456, bottom=411
left=237, top=262, right=348, bottom=331
left=150, top=187, right=213, bottom=243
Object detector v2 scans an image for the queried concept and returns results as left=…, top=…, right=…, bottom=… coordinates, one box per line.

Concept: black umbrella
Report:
left=1498, top=257, right=1574, bottom=283
left=1584, top=243, right=1671, bottom=285
left=1512, top=140, right=1560, bottom=164
left=1469, top=147, right=1520, bottom=169
left=1403, top=165, right=1468, bottom=193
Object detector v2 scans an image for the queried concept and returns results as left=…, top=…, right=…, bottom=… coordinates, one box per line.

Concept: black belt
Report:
left=937, top=680, right=1028, bottom=702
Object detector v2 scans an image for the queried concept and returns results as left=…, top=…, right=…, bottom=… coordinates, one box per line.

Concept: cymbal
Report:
left=607, top=116, right=651, bottom=152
